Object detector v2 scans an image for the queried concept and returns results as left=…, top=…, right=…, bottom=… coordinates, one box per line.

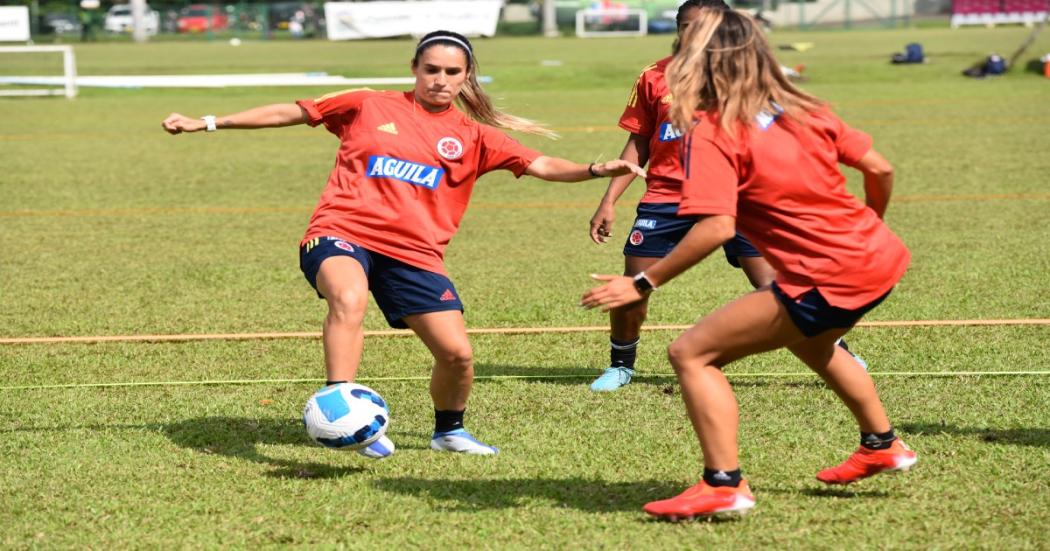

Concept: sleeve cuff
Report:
left=839, top=132, right=873, bottom=165
left=512, top=150, right=543, bottom=178
left=295, top=100, right=324, bottom=127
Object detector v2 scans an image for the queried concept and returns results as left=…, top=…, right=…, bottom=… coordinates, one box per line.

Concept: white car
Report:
left=104, top=4, right=160, bottom=34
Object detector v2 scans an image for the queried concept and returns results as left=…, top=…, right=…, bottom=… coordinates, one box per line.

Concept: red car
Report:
left=177, top=4, right=228, bottom=32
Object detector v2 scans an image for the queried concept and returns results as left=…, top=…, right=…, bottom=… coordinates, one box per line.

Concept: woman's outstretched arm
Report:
left=524, top=156, right=646, bottom=183
left=161, top=103, right=309, bottom=135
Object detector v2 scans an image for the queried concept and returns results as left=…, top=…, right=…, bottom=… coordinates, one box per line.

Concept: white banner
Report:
left=0, top=6, right=31, bottom=42
left=324, top=1, right=503, bottom=41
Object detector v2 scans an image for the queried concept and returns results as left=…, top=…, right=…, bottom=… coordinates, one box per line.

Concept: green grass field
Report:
left=2, top=27, right=1049, bottom=548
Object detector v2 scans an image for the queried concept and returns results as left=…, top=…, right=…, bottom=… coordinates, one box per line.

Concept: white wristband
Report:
left=201, top=115, right=217, bottom=132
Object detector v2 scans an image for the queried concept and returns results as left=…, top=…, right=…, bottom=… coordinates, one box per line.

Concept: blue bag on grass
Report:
left=984, top=54, right=1006, bottom=75
left=891, top=43, right=925, bottom=64
left=905, top=43, right=924, bottom=63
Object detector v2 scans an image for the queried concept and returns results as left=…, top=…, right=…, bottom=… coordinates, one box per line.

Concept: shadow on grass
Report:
left=473, top=362, right=609, bottom=386
left=758, top=484, right=892, bottom=499
left=474, top=363, right=824, bottom=390
left=2, top=416, right=429, bottom=478
left=801, top=487, right=893, bottom=499
left=373, top=476, right=683, bottom=513
left=898, top=422, right=1050, bottom=448
left=163, top=416, right=366, bottom=479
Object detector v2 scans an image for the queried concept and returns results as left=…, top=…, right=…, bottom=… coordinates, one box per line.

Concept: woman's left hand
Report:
left=580, top=274, right=644, bottom=311
left=161, top=113, right=206, bottom=135
left=597, top=160, right=647, bottom=179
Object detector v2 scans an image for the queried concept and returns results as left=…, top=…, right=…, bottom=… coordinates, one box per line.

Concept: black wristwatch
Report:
left=633, top=272, right=657, bottom=294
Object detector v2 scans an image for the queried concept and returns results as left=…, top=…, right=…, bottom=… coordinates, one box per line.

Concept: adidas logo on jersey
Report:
left=657, top=122, right=684, bottom=142
left=439, top=289, right=456, bottom=301
left=377, top=122, right=398, bottom=135
left=366, top=155, right=444, bottom=190
left=756, top=110, right=780, bottom=131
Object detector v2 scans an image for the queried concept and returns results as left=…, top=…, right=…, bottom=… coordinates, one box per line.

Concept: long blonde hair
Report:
left=414, top=31, right=559, bottom=139
left=666, top=9, right=823, bottom=134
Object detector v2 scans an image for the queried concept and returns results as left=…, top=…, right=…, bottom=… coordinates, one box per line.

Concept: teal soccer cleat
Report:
left=589, top=367, right=634, bottom=392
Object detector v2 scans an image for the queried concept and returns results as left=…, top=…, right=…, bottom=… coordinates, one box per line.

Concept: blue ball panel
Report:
left=314, top=388, right=351, bottom=423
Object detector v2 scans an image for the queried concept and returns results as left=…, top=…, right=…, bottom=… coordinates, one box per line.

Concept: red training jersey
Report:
left=678, top=107, right=910, bottom=309
left=618, top=56, right=685, bottom=204
left=296, top=89, right=541, bottom=275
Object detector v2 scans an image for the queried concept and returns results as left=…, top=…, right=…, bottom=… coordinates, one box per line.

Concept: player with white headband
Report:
left=162, top=30, right=646, bottom=458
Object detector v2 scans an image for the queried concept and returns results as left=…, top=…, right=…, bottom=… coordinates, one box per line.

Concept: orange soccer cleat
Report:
left=816, top=439, right=918, bottom=485
left=643, top=480, right=755, bottom=521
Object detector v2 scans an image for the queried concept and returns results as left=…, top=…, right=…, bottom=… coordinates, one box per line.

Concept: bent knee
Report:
left=667, top=336, right=717, bottom=372
left=435, top=345, right=474, bottom=371
left=325, top=289, right=368, bottom=322
left=667, top=338, right=694, bottom=371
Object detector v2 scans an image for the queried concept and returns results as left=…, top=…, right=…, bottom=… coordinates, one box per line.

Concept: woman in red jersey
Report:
left=581, top=10, right=916, bottom=519
left=162, top=30, right=645, bottom=459
left=586, top=0, right=864, bottom=393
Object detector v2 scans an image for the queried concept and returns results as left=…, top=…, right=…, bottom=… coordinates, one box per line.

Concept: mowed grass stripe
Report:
left=3, top=318, right=1050, bottom=345
left=3, top=370, right=1050, bottom=392
left=2, top=193, right=1049, bottom=219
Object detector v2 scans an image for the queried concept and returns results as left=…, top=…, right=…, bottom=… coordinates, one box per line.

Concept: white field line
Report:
left=0, top=73, right=493, bottom=88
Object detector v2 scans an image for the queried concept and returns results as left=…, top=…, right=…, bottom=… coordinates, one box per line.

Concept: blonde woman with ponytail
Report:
left=583, top=10, right=916, bottom=519
left=585, top=0, right=864, bottom=393
left=162, top=30, right=645, bottom=459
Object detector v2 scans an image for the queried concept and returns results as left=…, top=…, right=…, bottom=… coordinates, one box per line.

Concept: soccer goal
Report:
left=0, top=45, right=78, bottom=99
left=575, top=8, right=648, bottom=38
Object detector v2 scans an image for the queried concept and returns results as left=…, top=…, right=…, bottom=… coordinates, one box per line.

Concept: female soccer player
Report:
left=581, top=10, right=916, bottom=519
left=586, top=0, right=860, bottom=392
left=162, top=30, right=645, bottom=459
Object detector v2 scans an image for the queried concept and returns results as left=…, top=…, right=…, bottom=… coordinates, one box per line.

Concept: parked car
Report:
left=41, top=12, right=82, bottom=35
left=103, top=4, right=160, bottom=34
left=176, top=4, right=229, bottom=33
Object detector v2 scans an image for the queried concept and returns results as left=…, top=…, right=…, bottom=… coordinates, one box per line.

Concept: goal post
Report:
left=0, top=45, right=78, bottom=99
left=575, top=8, right=648, bottom=38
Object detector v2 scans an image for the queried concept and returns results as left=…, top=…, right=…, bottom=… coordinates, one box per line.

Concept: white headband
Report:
left=416, top=35, right=473, bottom=58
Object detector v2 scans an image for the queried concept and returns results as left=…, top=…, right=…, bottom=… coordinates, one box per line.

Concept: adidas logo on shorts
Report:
left=439, top=289, right=456, bottom=302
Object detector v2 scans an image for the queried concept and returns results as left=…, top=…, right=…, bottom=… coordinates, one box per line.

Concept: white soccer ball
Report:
left=228, top=38, right=242, bottom=47
left=302, top=383, right=389, bottom=450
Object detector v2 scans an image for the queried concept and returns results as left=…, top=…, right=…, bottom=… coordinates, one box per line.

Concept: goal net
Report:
left=575, top=8, right=648, bottom=38
left=0, top=45, right=78, bottom=99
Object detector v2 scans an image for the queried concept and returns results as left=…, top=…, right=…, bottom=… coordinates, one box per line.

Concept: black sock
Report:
left=610, top=337, right=639, bottom=370
left=860, top=428, right=897, bottom=450
left=326, top=380, right=348, bottom=386
left=434, top=409, right=465, bottom=434
left=702, top=468, right=742, bottom=488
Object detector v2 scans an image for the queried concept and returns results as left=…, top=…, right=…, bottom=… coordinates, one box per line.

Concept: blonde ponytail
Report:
left=456, top=62, right=560, bottom=140
left=666, top=9, right=823, bottom=135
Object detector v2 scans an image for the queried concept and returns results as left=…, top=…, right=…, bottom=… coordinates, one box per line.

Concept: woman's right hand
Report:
left=161, top=113, right=205, bottom=135
left=589, top=202, right=616, bottom=244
